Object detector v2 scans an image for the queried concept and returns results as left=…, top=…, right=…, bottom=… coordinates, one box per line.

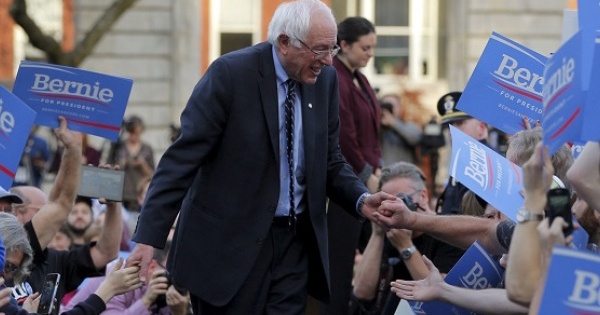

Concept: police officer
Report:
left=436, top=92, right=489, bottom=215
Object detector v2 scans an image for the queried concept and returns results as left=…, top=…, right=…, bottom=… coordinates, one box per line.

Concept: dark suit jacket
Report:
left=333, top=57, right=381, bottom=178
left=133, top=42, right=368, bottom=306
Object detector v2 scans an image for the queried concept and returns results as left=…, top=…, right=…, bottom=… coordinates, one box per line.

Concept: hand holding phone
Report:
left=37, top=273, right=60, bottom=315
left=546, top=188, right=574, bottom=236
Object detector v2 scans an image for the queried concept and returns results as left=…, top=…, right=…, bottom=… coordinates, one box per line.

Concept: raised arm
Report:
left=31, top=117, right=83, bottom=250
left=567, top=142, right=600, bottom=211
left=352, top=222, right=386, bottom=300
left=506, top=143, right=553, bottom=306
left=90, top=198, right=122, bottom=269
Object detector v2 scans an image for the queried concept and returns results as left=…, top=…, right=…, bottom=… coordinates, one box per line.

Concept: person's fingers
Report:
left=111, top=258, right=124, bottom=272
left=57, top=116, right=67, bottom=131
left=391, top=279, right=415, bottom=288
left=391, top=285, right=415, bottom=300
left=565, top=234, right=574, bottom=245
left=537, top=218, right=550, bottom=233
left=541, top=146, right=553, bottom=174
left=523, top=116, right=531, bottom=130
left=550, top=216, right=565, bottom=232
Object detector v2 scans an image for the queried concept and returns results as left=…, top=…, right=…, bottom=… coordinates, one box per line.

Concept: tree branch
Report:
left=10, top=0, right=139, bottom=67
left=9, top=0, right=64, bottom=64
left=68, top=0, right=139, bottom=67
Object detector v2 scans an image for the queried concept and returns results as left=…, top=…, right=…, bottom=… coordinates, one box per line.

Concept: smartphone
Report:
left=78, top=165, right=125, bottom=202
left=546, top=188, right=574, bottom=236
left=37, top=273, right=60, bottom=315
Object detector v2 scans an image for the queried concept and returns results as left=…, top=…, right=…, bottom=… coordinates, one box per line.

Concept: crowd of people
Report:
left=1, top=0, right=595, bottom=315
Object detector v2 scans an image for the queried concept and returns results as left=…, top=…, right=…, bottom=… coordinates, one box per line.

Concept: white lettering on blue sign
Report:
left=30, top=74, right=114, bottom=103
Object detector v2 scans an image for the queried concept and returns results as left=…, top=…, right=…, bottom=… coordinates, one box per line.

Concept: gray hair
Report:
left=267, top=0, right=335, bottom=48
left=379, top=162, right=427, bottom=192
left=0, top=212, right=33, bottom=283
left=508, top=127, right=573, bottom=191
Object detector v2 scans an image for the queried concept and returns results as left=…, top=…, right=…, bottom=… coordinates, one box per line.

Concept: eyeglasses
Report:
left=3, top=261, right=19, bottom=276
left=12, top=204, right=41, bottom=215
left=294, top=38, right=340, bottom=59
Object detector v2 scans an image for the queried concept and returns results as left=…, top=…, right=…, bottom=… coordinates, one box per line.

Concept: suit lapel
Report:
left=258, top=44, right=280, bottom=163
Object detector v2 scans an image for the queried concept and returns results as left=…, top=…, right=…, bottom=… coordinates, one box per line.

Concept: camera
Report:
left=397, top=193, right=418, bottom=211
left=380, top=102, right=394, bottom=114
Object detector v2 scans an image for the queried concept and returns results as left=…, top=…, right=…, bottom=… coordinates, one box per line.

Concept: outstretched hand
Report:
left=391, top=255, right=444, bottom=302
left=95, top=258, right=142, bottom=303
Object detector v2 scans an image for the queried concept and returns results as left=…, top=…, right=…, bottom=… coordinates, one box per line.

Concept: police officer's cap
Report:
left=436, top=91, right=471, bottom=124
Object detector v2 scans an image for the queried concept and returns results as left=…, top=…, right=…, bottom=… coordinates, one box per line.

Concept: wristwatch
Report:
left=400, top=245, right=417, bottom=260
left=516, top=208, right=544, bottom=223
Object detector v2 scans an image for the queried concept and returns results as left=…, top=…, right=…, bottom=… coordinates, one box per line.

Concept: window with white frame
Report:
left=211, top=0, right=261, bottom=62
left=358, top=0, right=439, bottom=82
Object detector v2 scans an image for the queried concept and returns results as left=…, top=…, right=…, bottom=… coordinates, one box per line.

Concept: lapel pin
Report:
left=308, top=103, right=313, bottom=108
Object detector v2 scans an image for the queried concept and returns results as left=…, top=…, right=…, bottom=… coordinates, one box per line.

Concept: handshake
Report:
left=359, top=191, right=421, bottom=230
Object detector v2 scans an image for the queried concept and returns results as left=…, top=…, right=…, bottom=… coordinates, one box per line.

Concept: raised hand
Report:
left=95, top=258, right=142, bottom=303
left=22, top=292, right=40, bottom=313
left=522, top=143, right=554, bottom=210
left=54, top=116, right=82, bottom=149
left=166, top=285, right=191, bottom=315
left=142, top=269, right=169, bottom=307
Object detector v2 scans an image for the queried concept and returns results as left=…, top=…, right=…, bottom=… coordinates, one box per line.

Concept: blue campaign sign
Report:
left=0, top=85, right=37, bottom=189
left=12, top=61, right=133, bottom=141
left=539, top=246, right=600, bottom=314
left=542, top=31, right=585, bottom=155
left=577, top=0, right=600, bottom=90
left=449, top=125, right=523, bottom=221
left=456, top=32, right=547, bottom=135
left=581, top=30, right=600, bottom=142
left=410, top=242, right=504, bottom=315
left=394, top=299, right=417, bottom=315
left=571, top=217, right=590, bottom=251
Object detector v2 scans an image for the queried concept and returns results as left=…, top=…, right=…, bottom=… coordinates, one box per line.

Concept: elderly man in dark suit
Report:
left=127, top=0, right=395, bottom=314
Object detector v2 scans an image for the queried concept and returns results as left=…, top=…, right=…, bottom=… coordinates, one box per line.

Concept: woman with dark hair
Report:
left=327, top=16, right=382, bottom=315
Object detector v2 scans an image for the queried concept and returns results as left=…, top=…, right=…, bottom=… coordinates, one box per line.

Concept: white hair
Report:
left=0, top=212, right=33, bottom=283
left=267, top=0, right=335, bottom=47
